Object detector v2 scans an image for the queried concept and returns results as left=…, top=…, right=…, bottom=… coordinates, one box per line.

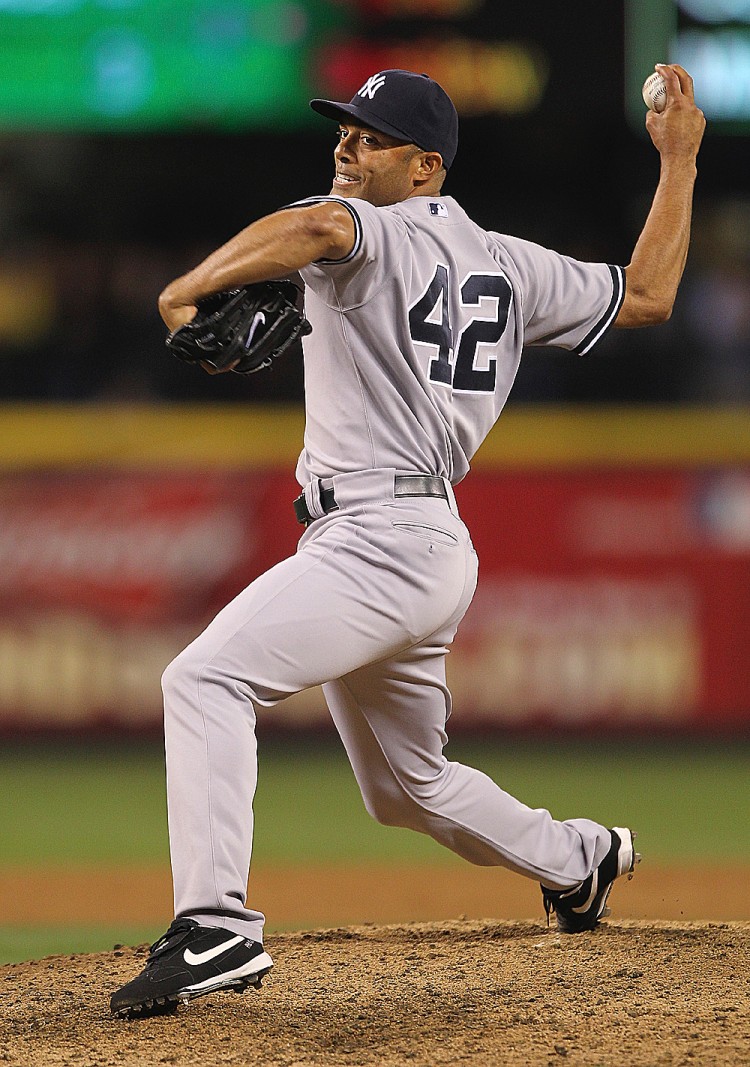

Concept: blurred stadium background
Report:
left=0, top=0, right=748, bottom=964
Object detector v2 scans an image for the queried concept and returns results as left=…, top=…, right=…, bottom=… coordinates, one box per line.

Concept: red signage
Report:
left=454, top=468, right=750, bottom=728
left=0, top=467, right=747, bottom=731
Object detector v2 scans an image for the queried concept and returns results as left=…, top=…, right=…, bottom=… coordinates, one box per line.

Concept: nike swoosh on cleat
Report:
left=183, top=935, right=245, bottom=966
left=571, top=870, right=599, bottom=914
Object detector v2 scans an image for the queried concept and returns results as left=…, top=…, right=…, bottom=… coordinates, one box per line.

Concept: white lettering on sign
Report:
left=448, top=578, right=700, bottom=721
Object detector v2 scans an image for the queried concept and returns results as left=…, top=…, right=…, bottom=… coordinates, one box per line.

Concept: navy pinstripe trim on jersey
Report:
left=285, top=195, right=363, bottom=264
left=574, top=264, right=626, bottom=356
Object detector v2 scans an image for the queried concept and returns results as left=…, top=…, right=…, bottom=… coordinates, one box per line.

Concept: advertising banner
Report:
left=453, top=468, right=750, bottom=729
left=0, top=466, right=747, bottom=732
left=0, top=469, right=300, bottom=729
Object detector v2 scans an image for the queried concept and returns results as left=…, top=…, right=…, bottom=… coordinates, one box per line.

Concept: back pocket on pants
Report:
left=392, top=521, right=459, bottom=547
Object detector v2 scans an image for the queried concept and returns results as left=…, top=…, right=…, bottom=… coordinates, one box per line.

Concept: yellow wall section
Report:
left=1, top=403, right=749, bottom=470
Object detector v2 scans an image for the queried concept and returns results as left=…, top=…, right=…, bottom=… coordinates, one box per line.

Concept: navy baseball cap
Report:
left=310, top=69, right=459, bottom=169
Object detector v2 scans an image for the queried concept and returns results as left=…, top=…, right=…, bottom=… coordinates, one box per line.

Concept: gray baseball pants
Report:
left=161, top=468, right=611, bottom=942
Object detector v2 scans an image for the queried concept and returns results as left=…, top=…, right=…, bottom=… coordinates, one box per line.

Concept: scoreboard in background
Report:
left=627, top=0, right=750, bottom=131
left=312, top=0, right=549, bottom=120
left=0, top=0, right=552, bottom=132
left=0, top=0, right=350, bottom=130
left=0, top=1, right=746, bottom=134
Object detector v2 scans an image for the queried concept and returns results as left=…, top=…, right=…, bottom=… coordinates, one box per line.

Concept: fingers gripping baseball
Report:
left=645, top=64, right=705, bottom=162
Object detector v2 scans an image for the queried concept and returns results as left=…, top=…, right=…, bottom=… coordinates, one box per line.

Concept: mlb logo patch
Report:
left=429, top=202, right=448, bottom=218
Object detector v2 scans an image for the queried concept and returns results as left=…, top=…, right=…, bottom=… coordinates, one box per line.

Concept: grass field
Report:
left=1, top=735, right=748, bottom=964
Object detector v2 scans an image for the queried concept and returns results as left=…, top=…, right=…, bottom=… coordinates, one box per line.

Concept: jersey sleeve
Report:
left=292, top=196, right=409, bottom=311
left=490, top=233, right=626, bottom=355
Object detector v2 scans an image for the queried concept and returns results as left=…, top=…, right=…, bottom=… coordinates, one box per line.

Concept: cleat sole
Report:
left=114, top=965, right=272, bottom=1019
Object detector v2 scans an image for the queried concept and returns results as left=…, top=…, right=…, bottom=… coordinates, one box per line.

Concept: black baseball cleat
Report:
left=541, top=827, right=641, bottom=934
left=110, top=918, right=273, bottom=1019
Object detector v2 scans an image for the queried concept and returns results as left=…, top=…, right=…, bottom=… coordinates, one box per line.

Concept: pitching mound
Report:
left=2, top=920, right=749, bottom=1066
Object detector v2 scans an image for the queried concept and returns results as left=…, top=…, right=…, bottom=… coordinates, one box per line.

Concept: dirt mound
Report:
left=2, top=920, right=749, bottom=1066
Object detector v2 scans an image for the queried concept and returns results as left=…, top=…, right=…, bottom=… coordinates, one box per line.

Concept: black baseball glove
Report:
left=166, top=280, right=311, bottom=375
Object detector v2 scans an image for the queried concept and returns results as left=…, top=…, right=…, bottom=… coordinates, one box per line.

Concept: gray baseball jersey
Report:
left=161, top=192, right=626, bottom=947
left=295, top=194, right=624, bottom=485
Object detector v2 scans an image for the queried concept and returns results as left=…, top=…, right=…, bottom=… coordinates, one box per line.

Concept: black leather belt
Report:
left=293, top=474, right=448, bottom=527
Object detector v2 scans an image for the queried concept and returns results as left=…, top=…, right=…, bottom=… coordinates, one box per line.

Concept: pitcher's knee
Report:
left=361, top=782, right=426, bottom=831
left=161, top=647, right=199, bottom=704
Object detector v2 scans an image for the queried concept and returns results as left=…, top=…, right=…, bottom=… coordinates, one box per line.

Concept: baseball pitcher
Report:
left=111, top=65, right=705, bottom=1017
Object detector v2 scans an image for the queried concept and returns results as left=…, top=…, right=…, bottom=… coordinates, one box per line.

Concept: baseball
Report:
left=642, top=70, right=667, bottom=113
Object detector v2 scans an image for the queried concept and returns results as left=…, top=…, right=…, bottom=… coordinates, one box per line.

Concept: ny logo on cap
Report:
left=358, top=74, right=386, bottom=100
